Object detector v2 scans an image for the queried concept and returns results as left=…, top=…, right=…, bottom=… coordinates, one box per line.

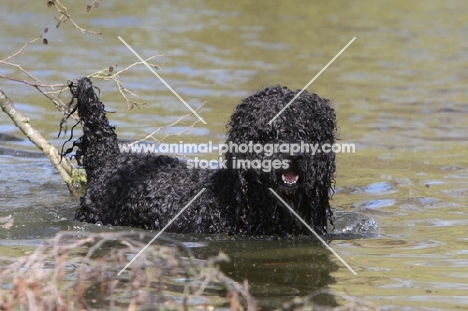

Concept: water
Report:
left=1, top=0, right=468, bottom=309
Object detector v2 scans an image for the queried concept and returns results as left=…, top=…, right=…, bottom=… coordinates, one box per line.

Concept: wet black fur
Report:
left=64, top=78, right=336, bottom=235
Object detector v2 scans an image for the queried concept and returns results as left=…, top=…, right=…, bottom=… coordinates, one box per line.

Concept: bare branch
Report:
left=0, top=88, right=82, bottom=196
left=128, top=102, right=205, bottom=150
left=0, top=3, right=204, bottom=194
left=0, top=35, right=43, bottom=63
left=49, top=0, right=102, bottom=35
left=88, top=56, right=164, bottom=109
left=86, top=0, right=99, bottom=12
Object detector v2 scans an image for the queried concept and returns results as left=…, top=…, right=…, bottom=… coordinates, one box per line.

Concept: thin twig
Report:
left=1, top=35, right=43, bottom=62
left=88, top=56, right=164, bottom=109
left=51, top=0, right=102, bottom=35
left=128, top=102, right=205, bottom=147
left=0, top=74, right=61, bottom=89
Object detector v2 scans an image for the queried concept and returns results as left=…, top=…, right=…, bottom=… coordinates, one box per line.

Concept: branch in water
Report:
left=0, top=88, right=82, bottom=196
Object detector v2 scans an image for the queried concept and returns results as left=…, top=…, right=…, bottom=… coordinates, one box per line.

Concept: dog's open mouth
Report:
left=281, top=169, right=299, bottom=186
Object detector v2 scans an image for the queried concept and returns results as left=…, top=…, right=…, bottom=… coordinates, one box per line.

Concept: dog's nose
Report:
left=289, top=153, right=304, bottom=161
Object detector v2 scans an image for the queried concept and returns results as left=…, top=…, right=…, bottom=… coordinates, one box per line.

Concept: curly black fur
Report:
left=63, top=78, right=337, bottom=236
left=226, top=86, right=336, bottom=235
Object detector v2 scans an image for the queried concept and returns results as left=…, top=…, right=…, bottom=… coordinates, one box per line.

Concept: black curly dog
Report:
left=62, top=78, right=337, bottom=235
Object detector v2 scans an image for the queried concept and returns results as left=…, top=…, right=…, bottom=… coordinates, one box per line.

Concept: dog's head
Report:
left=225, top=86, right=337, bottom=234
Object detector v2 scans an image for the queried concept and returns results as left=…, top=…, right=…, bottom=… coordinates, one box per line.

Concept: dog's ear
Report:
left=233, top=169, right=248, bottom=204
left=232, top=169, right=250, bottom=233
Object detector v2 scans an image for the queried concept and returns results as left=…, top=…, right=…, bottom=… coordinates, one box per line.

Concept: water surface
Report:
left=1, top=1, right=467, bottom=309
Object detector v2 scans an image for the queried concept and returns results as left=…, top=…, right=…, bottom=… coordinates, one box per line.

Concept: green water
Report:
left=1, top=1, right=467, bottom=309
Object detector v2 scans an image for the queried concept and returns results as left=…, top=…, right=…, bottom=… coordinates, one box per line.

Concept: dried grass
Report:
left=0, top=231, right=256, bottom=310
